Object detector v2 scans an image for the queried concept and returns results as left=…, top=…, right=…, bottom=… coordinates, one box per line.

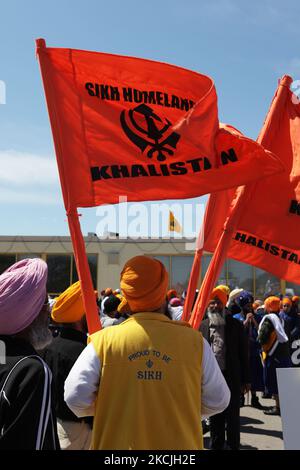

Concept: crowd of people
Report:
left=0, top=256, right=299, bottom=450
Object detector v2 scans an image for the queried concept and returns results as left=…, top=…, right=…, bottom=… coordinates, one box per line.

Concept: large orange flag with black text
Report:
left=36, top=39, right=285, bottom=334
left=203, top=76, right=300, bottom=284
left=36, top=40, right=282, bottom=209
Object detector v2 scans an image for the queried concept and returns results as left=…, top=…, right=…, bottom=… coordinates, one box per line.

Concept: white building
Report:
left=0, top=234, right=296, bottom=298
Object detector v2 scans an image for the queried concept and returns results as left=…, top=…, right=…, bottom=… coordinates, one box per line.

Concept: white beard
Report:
left=207, top=310, right=226, bottom=327
left=28, top=326, right=53, bottom=351
left=27, top=308, right=53, bottom=351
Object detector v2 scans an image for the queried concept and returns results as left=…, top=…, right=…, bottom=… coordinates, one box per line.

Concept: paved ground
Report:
left=203, top=393, right=284, bottom=450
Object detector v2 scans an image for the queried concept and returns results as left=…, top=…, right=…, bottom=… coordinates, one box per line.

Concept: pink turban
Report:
left=0, top=258, right=48, bottom=335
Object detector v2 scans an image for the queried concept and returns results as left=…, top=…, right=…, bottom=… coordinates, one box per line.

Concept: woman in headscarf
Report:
left=279, top=297, right=300, bottom=346
left=258, top=297, right=291, bottom=416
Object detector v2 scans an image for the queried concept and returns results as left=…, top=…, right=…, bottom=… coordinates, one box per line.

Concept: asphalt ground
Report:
left=203, top=392, right=284, bottom=450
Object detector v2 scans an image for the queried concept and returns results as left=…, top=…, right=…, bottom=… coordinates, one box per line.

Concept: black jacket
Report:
left=200, top=312, right=250, bottom=395
left=0, top=336, right=59, bottom=450
left=42, top=327, right=90, bottom=423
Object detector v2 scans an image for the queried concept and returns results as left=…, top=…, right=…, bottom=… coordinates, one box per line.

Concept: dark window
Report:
left=16, top=254, right=41, bottom=261
left=255, top=268, right=281, bottom=299
left=153, top=256, right=171, bottom=280
left=72, top=254, right=98, bottom=289
left=46, top=255, right=71, bottom=295
left=286, top=282, right=300, bottom=296
left=202, top=255, right=227, bottom=285
left=0, top=254, right=16, bottom=275
left=171, top=255, right=194, bottom=295
left=227, top=259, right=253, bottom=292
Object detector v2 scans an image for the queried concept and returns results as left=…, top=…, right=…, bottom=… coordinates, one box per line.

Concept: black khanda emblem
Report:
left=120, top=104, right=180, bottom=162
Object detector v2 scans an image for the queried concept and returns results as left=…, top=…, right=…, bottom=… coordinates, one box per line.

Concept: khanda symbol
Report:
left=120, top=104, right=181, bottom=162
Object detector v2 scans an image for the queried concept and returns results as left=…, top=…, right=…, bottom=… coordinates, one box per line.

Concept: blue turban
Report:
left=236, top=290, right=254, bottom=308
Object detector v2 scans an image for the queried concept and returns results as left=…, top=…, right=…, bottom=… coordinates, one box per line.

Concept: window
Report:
left=227, top=259, right=253, bottom=292
left=72, top=254, right=98, bottom=289
left=46, top=255, right=71, bottom=295
left=170, top=256, right=194, bottom=295
left=0, top=255, right=16, bottom=275
left=255, top=268, right=281, bottom=299
left=285, top=282, right=300, bottom=296
left=17, top=253, right=41, bottom=261
left=201, top=255, right=227, bottom=285
left=153, top=256, right=171, bottom=279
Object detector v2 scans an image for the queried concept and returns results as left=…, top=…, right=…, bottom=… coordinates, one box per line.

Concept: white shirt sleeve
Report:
left=64, top=342, right=101, bottom=418
left=201, top=338, right=231, bottom=418
left=64, top=336, right=231, bottom=420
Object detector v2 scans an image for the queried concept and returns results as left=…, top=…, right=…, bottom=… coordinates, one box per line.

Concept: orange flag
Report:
left=201, top=75, right=300, bottom=296
left=36, top=39, right=282, bottom=209
left=36, top=38, right=284, bottom=334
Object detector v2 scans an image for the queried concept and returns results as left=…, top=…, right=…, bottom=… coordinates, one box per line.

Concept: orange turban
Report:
left=282, top=297, right=292, bottom=305
left=120, top=256, right=168, bottom=313
left=264, top=296, right=281, bottom=313
left=292, top=296, right=300, bottom=303
left=117, top=297, right=132, bottom=315
left=216, top=285, right=230, bottom=298
left=104, top=288, right=113, bottom=296
left=51, top=281, right=85, bottom=323
left=253, top=300, right=263, bottom=310
left=209, top=287, right=227, bottom=307
left=167, top=289, right=178, bottom=302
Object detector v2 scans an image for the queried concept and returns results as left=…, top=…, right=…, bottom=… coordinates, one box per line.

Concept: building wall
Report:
left=0, top=235, right=192, bottom=294
left=0, top=235, right=298, bottom=298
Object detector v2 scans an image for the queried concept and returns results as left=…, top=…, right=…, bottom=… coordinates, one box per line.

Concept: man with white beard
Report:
left=199, top=287, right=250, bottom=450
left=0, top=258, right=59, bottom=450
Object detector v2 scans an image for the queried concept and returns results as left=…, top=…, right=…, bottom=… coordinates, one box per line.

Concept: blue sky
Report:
left=0, top=0, right=299, bottom=237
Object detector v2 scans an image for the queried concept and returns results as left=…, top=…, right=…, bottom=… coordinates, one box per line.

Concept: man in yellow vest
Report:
left=65, top=256, right=230, bottom=450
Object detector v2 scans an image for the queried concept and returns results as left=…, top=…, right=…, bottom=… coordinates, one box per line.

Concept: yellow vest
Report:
left=89, top=312, right=204, bottom=450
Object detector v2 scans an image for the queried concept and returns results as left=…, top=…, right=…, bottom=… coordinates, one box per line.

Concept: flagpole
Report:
left=181, top=248, right=203, bottom=321
left=190, top=186, right=252, bottom=329
left=190, top=75, right=293, bottom=330
left=36, top=38, right=101, bottom=334
left=67, top=208, right=101, bottom=334
left=181, top=212, right=206, bottom=321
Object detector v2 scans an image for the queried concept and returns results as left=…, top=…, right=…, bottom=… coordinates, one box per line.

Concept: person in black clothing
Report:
left=199, top=287, right=250, bottom=450
left=101, top=294, right=125, bottom=327
left=42, top=281, right=94, bottom=450
left=226, top=288, right=243, bottom=316
left=0, top=258, right=59, bottom=450
left=233, top=291, right=265, bottom=410
left=291, top=296, right=300, bottom=316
